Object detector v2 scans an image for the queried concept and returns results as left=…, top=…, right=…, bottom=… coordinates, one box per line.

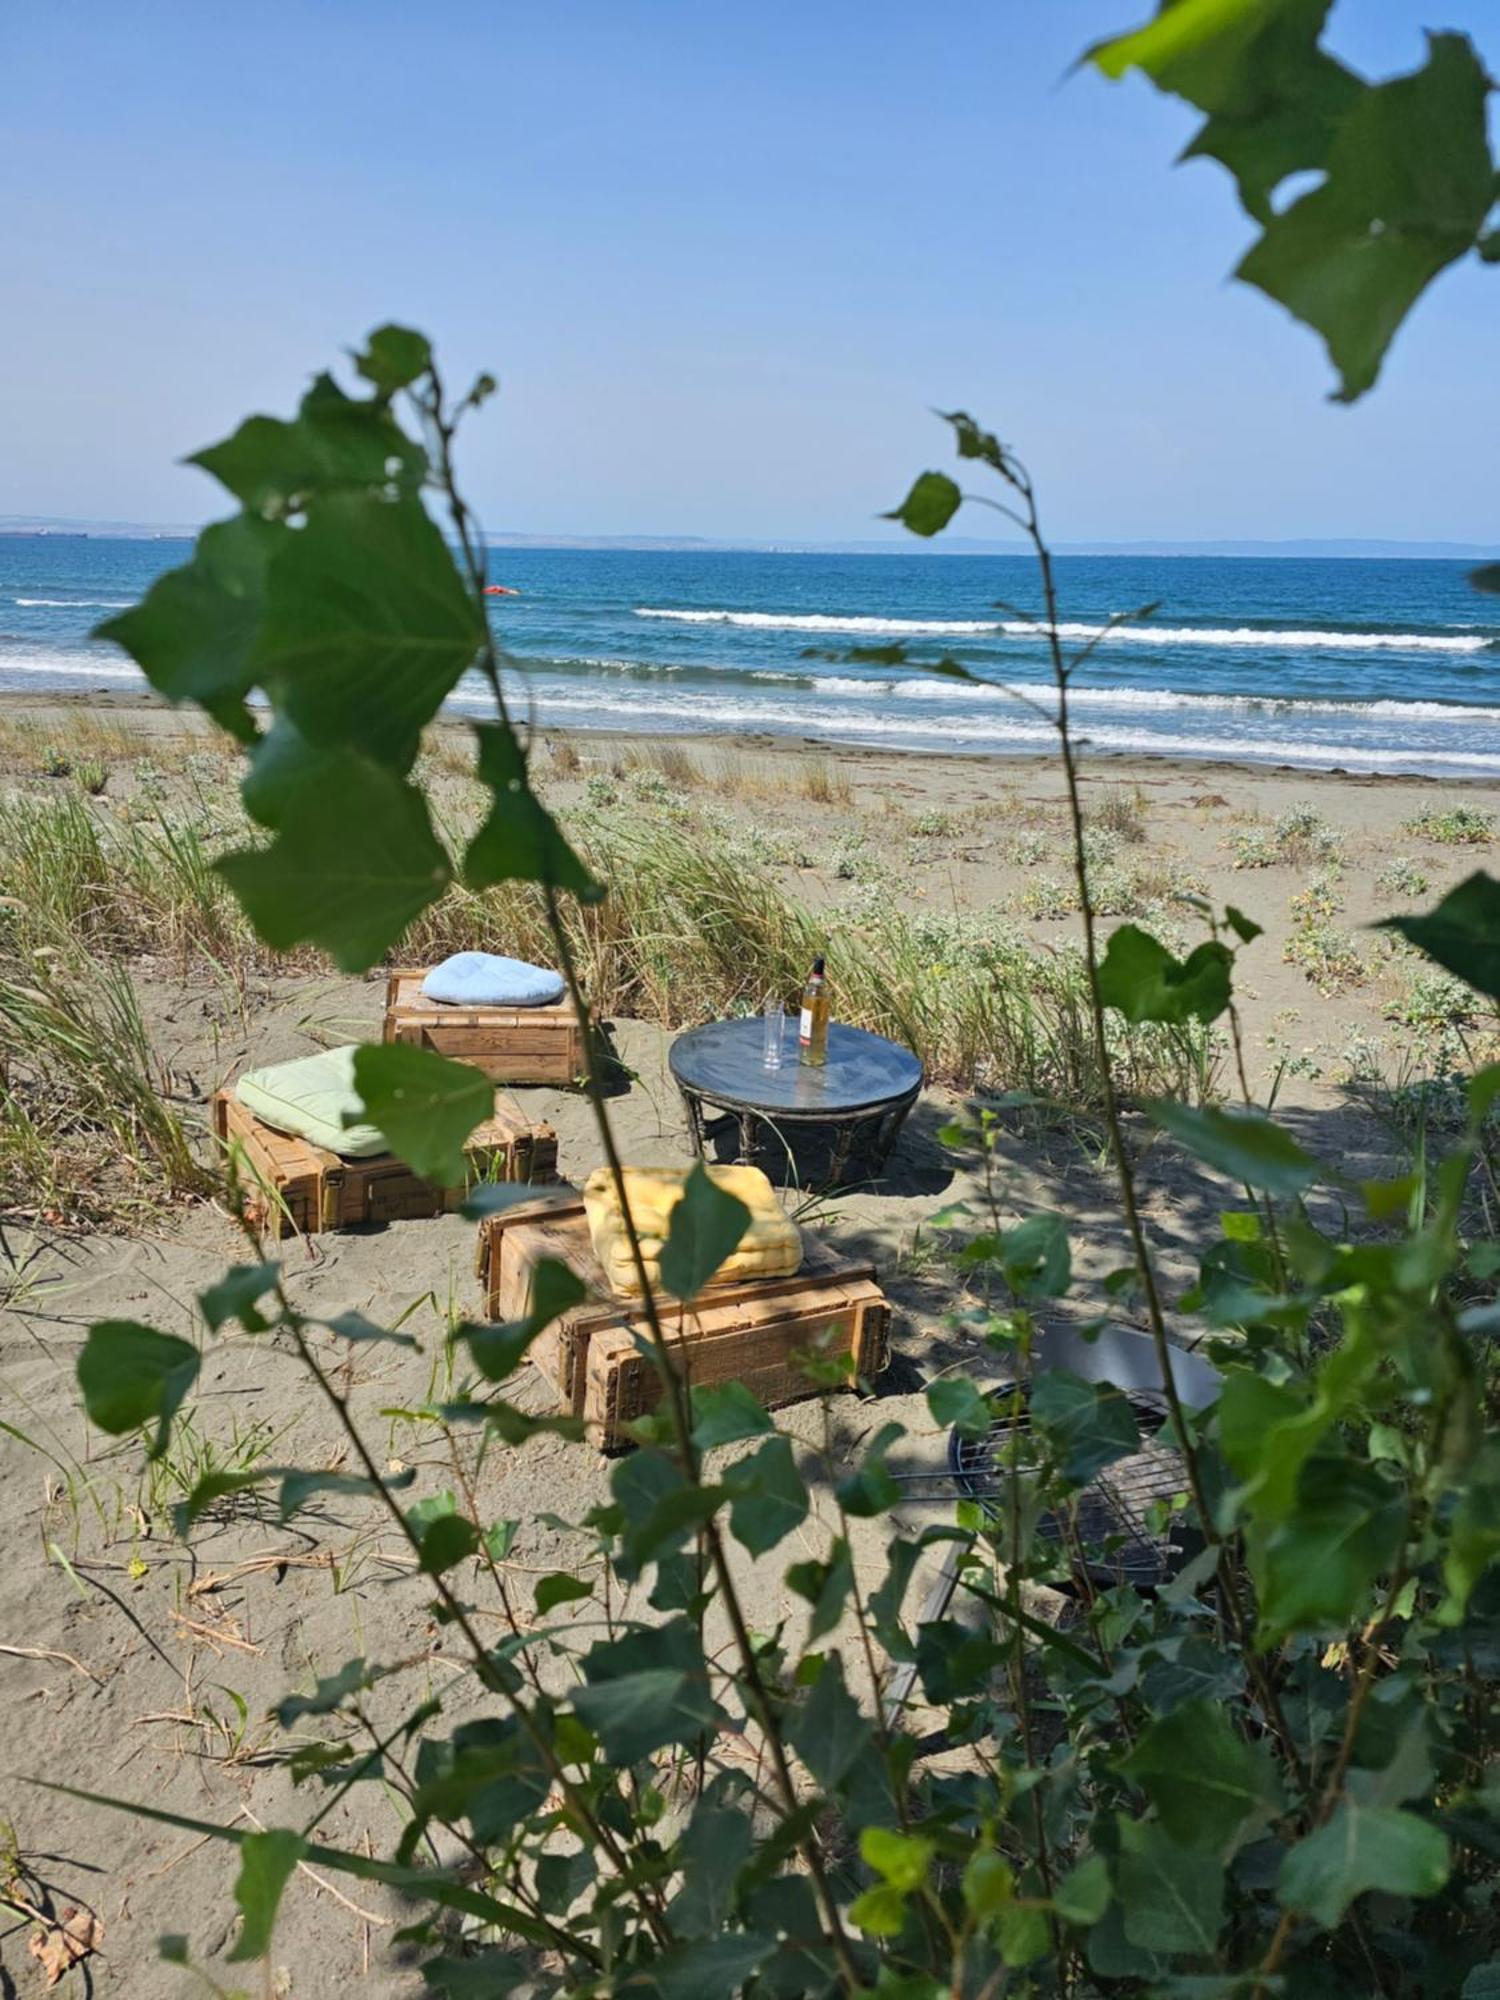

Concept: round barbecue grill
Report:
left=945, top=1386, right=1200, bottom=1590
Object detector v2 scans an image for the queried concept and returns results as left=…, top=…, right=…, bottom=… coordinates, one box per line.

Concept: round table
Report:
left=668, top=1018, right=923, bottom=1184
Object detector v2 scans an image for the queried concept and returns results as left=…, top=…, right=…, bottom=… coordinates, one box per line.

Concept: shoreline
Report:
left=2, top=684, right=1496, bottom=792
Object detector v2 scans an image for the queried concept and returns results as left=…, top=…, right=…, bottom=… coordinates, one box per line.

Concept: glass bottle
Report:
left=799, top=955, right=829, bottom=1067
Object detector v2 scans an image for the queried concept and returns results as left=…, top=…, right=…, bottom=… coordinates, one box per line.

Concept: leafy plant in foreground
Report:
left=57, top=342, right=1500, bottom=1996
left=1085, top=3, right=1498, bottom=401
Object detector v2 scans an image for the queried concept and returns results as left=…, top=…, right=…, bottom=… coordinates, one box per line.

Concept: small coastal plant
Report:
left=1378, top=855, right=1432, bottom=898
left=49, top=334, right=1500, bottom=1999
left=1404, top=803, right=1496, bottom=847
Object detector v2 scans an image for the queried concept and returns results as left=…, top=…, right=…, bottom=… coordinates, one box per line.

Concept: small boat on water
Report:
left=484, top=584, right=520, bottom=597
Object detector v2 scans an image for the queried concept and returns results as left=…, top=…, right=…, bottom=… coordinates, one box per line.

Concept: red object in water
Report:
left=484, top=584, right=520, bottom=596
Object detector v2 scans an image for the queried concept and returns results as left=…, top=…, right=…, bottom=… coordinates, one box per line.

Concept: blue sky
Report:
left=2, top=2, right=1495, bottom=543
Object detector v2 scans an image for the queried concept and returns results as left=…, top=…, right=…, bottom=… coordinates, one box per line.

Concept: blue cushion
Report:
left=421, top=952, right=566, bottom=1008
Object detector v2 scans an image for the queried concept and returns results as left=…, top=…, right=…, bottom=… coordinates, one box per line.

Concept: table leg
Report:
left=736, top=1111, right=759, bottom=1164
left=827, top=1118, right=858, bottom=1186
left=873, top=1092, right=918, bottom=1171
left=679, top=1087, right=706, bottom=1158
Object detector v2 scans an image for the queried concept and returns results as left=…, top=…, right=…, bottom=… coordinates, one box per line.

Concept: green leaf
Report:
left=350, top=1043, right=492, bottom=1186
left=837, top=1420, right=905, bottom=1518
left=573, top=1656, right=720, bottom=1766
left=466, top=722, right=603, bottom=902
left=939, top=409, right=1019, bottom=483
left=1121, top=1700, right=1282, bottom=1851
left=849, top=1881, right=908, bottom=1936
left=1470, top=566, right=1500, bottom=597
left=1088, top=0, right=1360, bottom=226
left=786, top=1535, right=855, bottom=1643
left=354, top=323, right=434, bottom=394
left=460, top=1257, right=587, bottom=1384
left=190, top=379, right=425, bottom=516
left=274, top=1659, right=375, bottom=1727
left=173, top=1469, right=269, bottom=1533
left=77, top=1321, right=199, bottom=1460
left=321, top=1310, right=418, bottom=1350
left=97, top=515, right=280, bottom=738
left=789, top=1655, right=871, bottom=1791
left=1235, top=35, right=1496, bottom=400
left=1252, top=1455, right=1405, bottom=1639
left=484, top=1518, right=519, bottom=1562
left=999, top=1903, right=1051, bottom=1968
left=1463, top=1966, right=1500, bottom=1999
left=417, top=1513, right=480, bottom=1576
left=862, top=1826, right=933, bottom=1891
left=885, top=471, right=962, bottom=538
left=1053, top=1852, right=1111, bottom=1927
left=691, top=1380, right=774, bottom=1449
left=725, top=1435, right=808, bottom=1558
left=672, top=1800, right=752, bottom=1936
left=278, top=1466, right=415, bottom=1520
left=1031, top=1368, right=1141, bottom=1486
left=659, top=1163, right=753, bottom=1302
left=1086, top=0, right=1281, bottom=89
left=1279, top=1802, right=1450, bottom=1928
left=1224, top=904, right=1263, bottom=944
left=251, top=492, right=481, bottom=772
left=1439, top=1439, right=1500, bottom=1624
left=1148, top=1100, right=1318, bottom=1197
left=534, top=1571, right=594, bottom=1614
left=623, top=1933, right=776, bottom=1999
left=219, top=739, right=451, bottom=972
left=227, top=1828, right=306, bottom=1961
left=962, top=1848, right=1015, bottom=1921
left=925, top=1376, right=992, bottom=1438
left=1116, top=1817, right=1225, bottom=1956
left=998, top=1212, right=1072, bottom=1299
left=1382, top=872, right=1500, bottom=1004
left=199, top=1261, right=280, bottom=1334
left=1098, top=924, right=1232, bottom=1025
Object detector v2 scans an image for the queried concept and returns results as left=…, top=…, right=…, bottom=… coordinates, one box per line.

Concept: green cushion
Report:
left=235, top=1046, right=388, bottom=1158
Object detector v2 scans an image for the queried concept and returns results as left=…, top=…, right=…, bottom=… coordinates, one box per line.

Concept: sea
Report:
left=3, top=536, right=1499, bottom=778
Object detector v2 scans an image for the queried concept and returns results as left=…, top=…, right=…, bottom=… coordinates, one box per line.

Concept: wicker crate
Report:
left=476, top=1191, right=890, bottom=1448
left=382, top=970, right=586, bottom=1086
left=213, top=1089, right=558, bottom=1238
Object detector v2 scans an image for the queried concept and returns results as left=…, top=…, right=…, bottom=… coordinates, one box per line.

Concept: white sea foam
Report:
left=13, top=597, right=134, bottom=609
left=635, top=606, right=1493, bottom=654
left=636, top=608, right=999, bottom=636
left=0, top=653, right=145, bottom=683
left=446, top=681, right=1500, bottom=774
left=810, top=675, right=1500, bottom=721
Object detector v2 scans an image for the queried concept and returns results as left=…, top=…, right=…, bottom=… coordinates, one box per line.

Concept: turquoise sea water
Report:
left=2, top=537, right=1499, bottom=776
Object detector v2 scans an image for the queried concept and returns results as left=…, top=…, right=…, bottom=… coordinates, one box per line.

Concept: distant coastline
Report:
left=0, top=518, right=1495, bottom=561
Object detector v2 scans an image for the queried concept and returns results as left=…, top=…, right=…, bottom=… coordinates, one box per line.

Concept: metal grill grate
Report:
left=948, top=1393, right=1194, bottom=1588
left=892, top=1385, right=1198, bottom=1590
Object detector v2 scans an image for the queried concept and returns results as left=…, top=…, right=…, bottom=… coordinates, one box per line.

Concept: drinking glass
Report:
left=761, top=998, right=785, bottom=1069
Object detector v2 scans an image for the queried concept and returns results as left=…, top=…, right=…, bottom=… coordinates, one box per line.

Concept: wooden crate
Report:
left=213, top=1090, right=558, bottom=1238
left=476, top=1192, right=891, bottom=1448
left=382, top=969, right=587, bottom=1086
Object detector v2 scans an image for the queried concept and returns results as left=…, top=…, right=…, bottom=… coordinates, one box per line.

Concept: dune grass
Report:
left=0, top=718, right=1218, bottom=1224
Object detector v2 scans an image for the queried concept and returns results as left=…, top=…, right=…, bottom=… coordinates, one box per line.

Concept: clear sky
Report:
left=2, top=2, right=1495, bottom=544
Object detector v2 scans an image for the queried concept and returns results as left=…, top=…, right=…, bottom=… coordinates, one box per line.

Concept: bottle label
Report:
left=799, top=1007, right=813, bottom=1043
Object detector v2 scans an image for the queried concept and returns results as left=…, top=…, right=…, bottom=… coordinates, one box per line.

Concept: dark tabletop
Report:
left=669, top=1017, right=923, bottom=1118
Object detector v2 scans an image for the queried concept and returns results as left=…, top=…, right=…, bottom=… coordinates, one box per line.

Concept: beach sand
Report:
left=1, top=692, right=1495, bottom=1991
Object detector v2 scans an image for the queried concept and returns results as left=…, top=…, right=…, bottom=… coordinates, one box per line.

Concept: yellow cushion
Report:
left=583, top=1165, right=801, bottom=1299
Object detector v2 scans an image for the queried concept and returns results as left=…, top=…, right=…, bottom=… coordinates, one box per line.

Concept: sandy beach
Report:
left=2, top=692, right=1497, bottom=1991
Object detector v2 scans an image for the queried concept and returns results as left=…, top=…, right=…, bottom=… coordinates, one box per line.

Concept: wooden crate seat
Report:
left=382, top=969, right=586, bottom=1086
left=213, top=1089, right=558, bottom=1238
left=475, top=1188, right=891, bottom=1449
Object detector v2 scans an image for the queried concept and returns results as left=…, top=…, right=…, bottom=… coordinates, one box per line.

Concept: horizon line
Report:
left=0, top=518, right=1496, bottom=560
